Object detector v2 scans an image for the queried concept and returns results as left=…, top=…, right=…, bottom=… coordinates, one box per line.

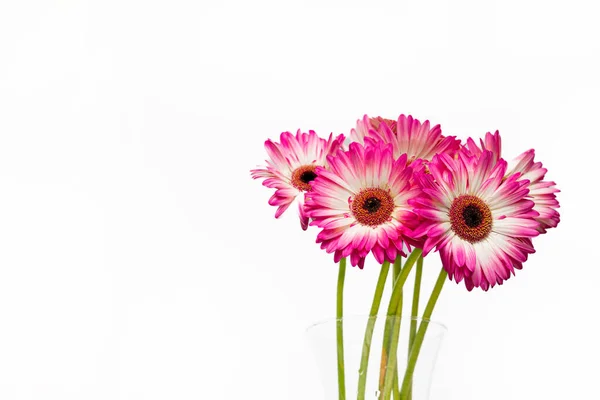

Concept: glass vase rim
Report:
left=305, top=314, right=448, bottom=333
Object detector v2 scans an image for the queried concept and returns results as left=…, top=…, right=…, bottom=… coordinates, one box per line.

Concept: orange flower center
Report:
left=291, top=165, right=318, bottom=191
left=449, top=195, right=493, bottom=243
left=351, top=188, right=395, bottom=227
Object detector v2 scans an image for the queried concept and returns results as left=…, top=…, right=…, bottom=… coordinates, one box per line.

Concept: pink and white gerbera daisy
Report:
left=304, top=142, right=420, bottom=268
left=350, top=114, right=460, bottom=162
left=412, top=150, right=541, bottom=291
left=465, top=131, right=560, bottom=232
left=251, top=130, right=345, bottom=230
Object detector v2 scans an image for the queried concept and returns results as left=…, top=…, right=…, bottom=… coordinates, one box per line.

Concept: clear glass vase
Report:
left=306, top=315, right=446, bottom=400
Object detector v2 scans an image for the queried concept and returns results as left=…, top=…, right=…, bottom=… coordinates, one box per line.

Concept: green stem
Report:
left=387, top=286, right=402, bottom=400
left=409, top=255, right=423, bottom=350
left=391, top=257, right=403, bottom=400
left=379, top=250, right=422, bottom=399
left=399, top=268, right=447, bottom=400
left=336, top=258, right=347, bottom=400
left=356, top=261, right=391, bottom=400
left=406, top=255, right=423, bottom=400
left=393, top=256, right=401, bottom=283
left=386, top=250, right=422, bottom=316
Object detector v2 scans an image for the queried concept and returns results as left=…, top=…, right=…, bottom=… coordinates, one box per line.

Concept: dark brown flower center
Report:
left=449, top=195, right=492, bottom=243
left=300, top=170, right=317, bottom=184
left=351, top=188, right=394, bottom=227
left=462, top=205, right=483, bottom=227
left=291, top=165, right=317, bottom=191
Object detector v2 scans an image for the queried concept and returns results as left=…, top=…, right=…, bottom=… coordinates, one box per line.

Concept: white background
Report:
left=0, top=1, right=598, bottom=399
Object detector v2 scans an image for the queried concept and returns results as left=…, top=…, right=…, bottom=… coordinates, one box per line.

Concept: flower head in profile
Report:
left=305, top=142, right=420, bottom=268
left=251, top=130, right=345, bottom=230
left=348, top=114, right=374, bottom=146
left=465, top=131, right=560, bottom=232
left=412, top=150, right=541, bottom=290
left=464, top=130, right=502, bottom=164
left=350, top=114, right=460, bottom=163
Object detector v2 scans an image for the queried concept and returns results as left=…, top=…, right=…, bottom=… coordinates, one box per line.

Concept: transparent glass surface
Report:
left=306, top=315, right=446, bottom=400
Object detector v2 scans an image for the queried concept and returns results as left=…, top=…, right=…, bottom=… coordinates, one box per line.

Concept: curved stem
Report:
left=357, top=261, right=391, bottom=400
left=379, top=249, right=422, bottom=399
left=386, top=250, right=422, bottom=316
left=336, top=258, right=347, bottom=400
left=393, top=256, right=401, bottom=285
left=406, top=255, right=423, bottom=400
left=399, top=268, right=447, bottom=399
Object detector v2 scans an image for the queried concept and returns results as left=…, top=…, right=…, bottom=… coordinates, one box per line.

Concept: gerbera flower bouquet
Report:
left=251, top=115, right=560, bottom=400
